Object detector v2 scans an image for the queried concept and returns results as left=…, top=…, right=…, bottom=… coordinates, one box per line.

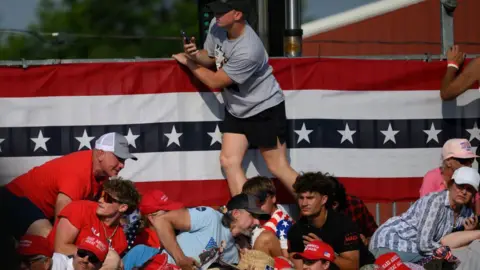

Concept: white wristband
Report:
left=447, top=63, right=459, bottom=70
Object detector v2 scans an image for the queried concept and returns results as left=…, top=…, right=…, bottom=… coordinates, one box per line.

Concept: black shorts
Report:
left=0, top=187, right=47, bottom=240
left=221, top=101, right=287, bottom=148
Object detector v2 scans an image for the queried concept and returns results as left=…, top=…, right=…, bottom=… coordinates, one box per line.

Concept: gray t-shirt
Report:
left=204, top=19, right=285, bottom=118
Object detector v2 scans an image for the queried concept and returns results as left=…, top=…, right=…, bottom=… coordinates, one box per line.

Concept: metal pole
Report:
left=257, top=0, right=269, bottom=53
left=284, top=0, right=303, bottom=57
left=440, top=0, right=457, bottom=55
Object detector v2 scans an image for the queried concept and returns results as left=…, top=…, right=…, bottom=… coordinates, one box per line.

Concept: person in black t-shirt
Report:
left=287, top=172, right=375, bottom=269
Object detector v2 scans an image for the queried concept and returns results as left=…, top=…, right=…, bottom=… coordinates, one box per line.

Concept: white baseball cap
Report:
left=452, top=167, right=480, bottom=192
left=95, top=132, right=137, bottom=161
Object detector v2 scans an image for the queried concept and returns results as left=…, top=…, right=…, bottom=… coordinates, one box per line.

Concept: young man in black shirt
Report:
left=287, top=172, right=375, bottom=270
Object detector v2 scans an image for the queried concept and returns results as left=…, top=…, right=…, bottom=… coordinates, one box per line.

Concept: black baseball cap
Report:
left=206, top=0, right=250, bottom=14
left=226, top=194, right=270, bottom=220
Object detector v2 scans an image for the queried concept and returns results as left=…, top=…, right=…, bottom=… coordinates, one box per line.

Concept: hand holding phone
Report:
left=181, top=30, right=199, bottom=57
left=181, top=30, right=191, bottom=44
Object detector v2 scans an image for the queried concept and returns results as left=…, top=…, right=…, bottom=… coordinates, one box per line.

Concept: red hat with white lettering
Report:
left=139, top=190, right=184, bottom=215
left=77, top=236, right=108, bottom=262
left=375, top=252, right=410, bottom=270
left=292, top=240, right=335, bottom=262
left=17, top=235, right=53, bottom=257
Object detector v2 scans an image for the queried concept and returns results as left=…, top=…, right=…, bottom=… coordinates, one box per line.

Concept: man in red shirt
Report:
left=49, top=178, right=140, bottom=269
left=0, top=132, right=137, bottom=241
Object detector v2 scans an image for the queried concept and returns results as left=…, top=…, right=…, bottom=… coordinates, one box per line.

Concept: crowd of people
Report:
left=2, top=0, right=480, bottom=269
left=4, top=134, right=480, bottom=270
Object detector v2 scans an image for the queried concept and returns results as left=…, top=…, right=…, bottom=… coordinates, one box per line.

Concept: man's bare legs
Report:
left=260, top=139, right=298, bottom=195
left=220, top=133, right=249, bottom=196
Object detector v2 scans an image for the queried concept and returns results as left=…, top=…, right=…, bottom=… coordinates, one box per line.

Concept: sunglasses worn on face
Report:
left=101, top=191, right=121, bottom=204
left=303, top=259, right=321, bottom=266
left=453, top=158, right=475, bottom=165
left=77, top=249, right=100, bottom=264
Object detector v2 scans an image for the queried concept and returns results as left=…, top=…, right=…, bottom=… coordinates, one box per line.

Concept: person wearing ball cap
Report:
left=370, top=166, right=480, bottom=263
left=17, top=234, right=53, bottom=270
left=374, top=252, right=425, bottom=270
left=420, top=138, right=478, bottom=198
left=0, top=131, right=137, bottom=247
left=71, top=236, right=109, bottom=270
left=292, top=240, right=337, bottom=270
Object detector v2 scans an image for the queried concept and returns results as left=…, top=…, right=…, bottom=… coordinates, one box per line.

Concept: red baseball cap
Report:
left=139, top=190, right=184, bottom=215
left=17, top=235, right=53, bottom=257
left=144, top=253, right=181, bottom=270
left=274, top=256, right=294, bottom=270
left=375, top=252, right=410, bottom=270
left=292, top=240, right=335, bottom=262
left=77, top=236, right=109, bottom=262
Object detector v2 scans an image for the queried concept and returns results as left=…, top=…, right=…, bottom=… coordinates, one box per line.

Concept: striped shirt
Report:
left=369, top=190, right=473, bottom=256
left=263, top=205, right=294, bottom=249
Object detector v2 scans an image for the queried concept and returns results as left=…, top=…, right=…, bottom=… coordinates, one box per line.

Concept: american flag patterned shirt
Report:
left=263, top=205, right=294, bottom=249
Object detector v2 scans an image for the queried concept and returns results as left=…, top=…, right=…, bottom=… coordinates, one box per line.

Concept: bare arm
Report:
left=152, top=208, right=195, bottom=265
left=55, top=193, right=72, bottom=219
left=191, top=49, right=215, bottom=69
left=288, top=254, right=303, bottom=270
left=333, top=250, right=360, bottom=270
left=441, top=230, right=480, bottom=249
left=54, top=218, right=79, bottom=255
left=185, top=58, right=233, bottom=90
left=440, top=46, right=480, bottom=100
left=182, top=36, right=215, bottom=69
left=253, top=231, right=283, bottom=258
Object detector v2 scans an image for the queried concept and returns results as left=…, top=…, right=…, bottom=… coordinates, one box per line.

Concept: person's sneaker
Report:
left=199, top=248, right=220, bottom=270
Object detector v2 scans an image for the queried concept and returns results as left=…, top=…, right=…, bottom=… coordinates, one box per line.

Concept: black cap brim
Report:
left=207, top=2, right=233, bottom=14
left=246, top=208, right=271, bottom=221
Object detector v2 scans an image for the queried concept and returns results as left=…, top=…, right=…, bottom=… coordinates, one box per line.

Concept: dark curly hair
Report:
left=293, top=172, right=335, bottom=209
left=326, top=174, right=347, bottom=211
left=103, top=177, right=141, bottom=215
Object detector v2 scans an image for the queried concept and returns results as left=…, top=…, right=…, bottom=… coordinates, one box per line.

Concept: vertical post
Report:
left=375, top=203, right=380, bottom=225
left=284, top=0, right=303, bottom=57
left=392, top=202, right=397, bottom=217
left=257, top=0, right=269, bottom=53
left=440, top=0, right=457, bottom=55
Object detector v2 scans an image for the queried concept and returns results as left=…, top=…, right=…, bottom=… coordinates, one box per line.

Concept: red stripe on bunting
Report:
left=0, top=58, right=473, bottom=98
left=134, top=177, right=423, bottom=207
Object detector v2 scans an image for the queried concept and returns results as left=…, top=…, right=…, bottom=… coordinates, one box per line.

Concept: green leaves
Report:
left=1, top=0, right=199, bottom=60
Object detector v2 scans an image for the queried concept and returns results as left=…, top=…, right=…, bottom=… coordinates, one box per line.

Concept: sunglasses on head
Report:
left=77, top=249, right=100, bottom=264
left=100, top=191, right=122, bottom=204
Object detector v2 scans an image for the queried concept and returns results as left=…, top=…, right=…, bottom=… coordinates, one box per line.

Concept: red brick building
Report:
left=302, top=0, right=480, bottom=57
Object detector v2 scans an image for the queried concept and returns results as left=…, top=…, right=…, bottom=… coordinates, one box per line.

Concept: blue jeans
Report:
left=370, top=247, right=426, bottom=263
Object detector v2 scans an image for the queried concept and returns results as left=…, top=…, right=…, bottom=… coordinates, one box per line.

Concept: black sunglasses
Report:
left=453, top=158, right=475, bottom=165
left=77, top=249, right=100, bottom=264
left=303, top=259, right=320, bottom=266
left=101, top=191, right=122, bottom=204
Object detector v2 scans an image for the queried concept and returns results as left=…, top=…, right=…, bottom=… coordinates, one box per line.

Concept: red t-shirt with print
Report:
left=6, top=150, right=104, bottom=219
left=49, top=200, right=127, bottom=255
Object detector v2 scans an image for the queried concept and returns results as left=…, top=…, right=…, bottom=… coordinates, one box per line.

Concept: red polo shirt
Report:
left=6, top=150, right=104, bottom=219
left=49, top=201, right=127, bottom=255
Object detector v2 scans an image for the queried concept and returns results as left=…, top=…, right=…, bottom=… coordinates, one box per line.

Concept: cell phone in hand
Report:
left=181, top=30, right=190, bottom=44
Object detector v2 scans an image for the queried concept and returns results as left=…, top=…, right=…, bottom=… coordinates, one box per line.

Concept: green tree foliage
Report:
left=0, top=0, right=199, bottom=60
